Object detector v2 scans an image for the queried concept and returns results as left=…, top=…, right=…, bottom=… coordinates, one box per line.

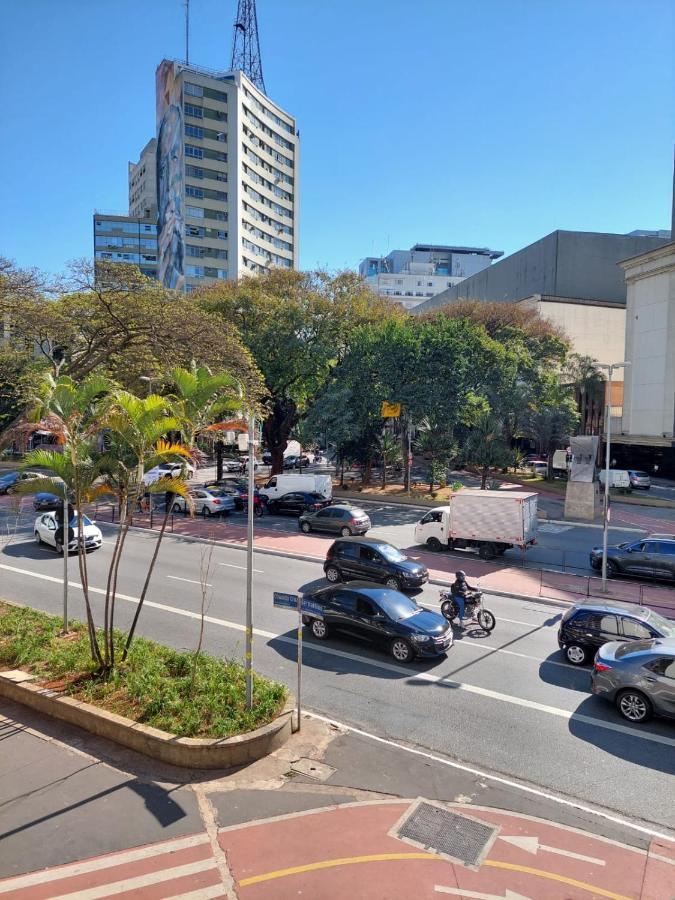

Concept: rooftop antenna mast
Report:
left=230, top=0, right=267, bottom=94
left=184, top=0, right=190, bottom=64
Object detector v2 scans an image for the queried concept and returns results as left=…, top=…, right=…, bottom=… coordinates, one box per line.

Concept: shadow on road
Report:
left=537, top=651, right=591, bottom=692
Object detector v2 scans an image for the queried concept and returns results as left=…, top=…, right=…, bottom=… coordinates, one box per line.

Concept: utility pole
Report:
left=598, top=361, right=630, bottom=591
left=230, top=0, right=266, bottom=93
left=245, top=413, right=255, bottom=709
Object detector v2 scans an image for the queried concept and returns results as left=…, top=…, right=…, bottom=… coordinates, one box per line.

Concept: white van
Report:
left=598, top=469, right=631, bottom=490
left=259, top=473, right=332, bottom=502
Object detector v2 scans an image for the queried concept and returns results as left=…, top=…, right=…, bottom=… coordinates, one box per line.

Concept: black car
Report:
left=33, top=492, right=62, bottom=511
left=283, top=455, right=310, bottom=469
left=301, top=582, right=452, bottom=663
left=0, top=471, right=43, bottom=494
left=266, top=491, right=331, bottom=516
left=557, top=601, right=674, bottom=665
left=324, top=537, right=429, bottom=592
left=589, top=537, right=675, bottom=582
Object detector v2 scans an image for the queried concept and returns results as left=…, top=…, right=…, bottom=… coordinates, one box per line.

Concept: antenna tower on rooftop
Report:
left=230, top=0, right=266, bottom=93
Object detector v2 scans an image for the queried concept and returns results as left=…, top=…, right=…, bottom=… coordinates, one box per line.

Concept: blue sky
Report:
left=1, top=0, right=673, bottom=278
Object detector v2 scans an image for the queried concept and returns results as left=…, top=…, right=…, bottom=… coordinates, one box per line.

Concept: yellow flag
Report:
left=381, top=401, right=401, bottom=418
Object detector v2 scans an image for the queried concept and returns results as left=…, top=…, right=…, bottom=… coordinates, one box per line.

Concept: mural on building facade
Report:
left=156, top=60, right=184, bottom=290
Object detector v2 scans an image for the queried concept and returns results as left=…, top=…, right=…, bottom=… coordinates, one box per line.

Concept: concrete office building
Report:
left=359, top=244, right=502, bottom=310
left=155, top=59, right=299, bottom=293
left=93, top=214, right=159, bottom=280
left=613, top=241, right=675, bottom=476
left=128, top=139, right=157, bottom=219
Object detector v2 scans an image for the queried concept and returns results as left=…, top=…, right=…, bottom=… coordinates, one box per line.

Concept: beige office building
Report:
left=155, top=59, right=299, bottom=293
left=128, top=138, right=157, bottom=219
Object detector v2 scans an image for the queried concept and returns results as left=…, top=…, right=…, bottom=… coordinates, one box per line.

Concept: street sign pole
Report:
left=62, top=494, right=68, bottom=633
left=296, top=600, right=302, bottom=731
left=245, top=413, right=255, bottom=711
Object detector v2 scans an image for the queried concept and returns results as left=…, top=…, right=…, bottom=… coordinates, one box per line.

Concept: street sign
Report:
left=273, top=592, right=324, bottom=733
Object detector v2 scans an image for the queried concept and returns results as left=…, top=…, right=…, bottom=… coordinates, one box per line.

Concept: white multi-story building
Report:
left=359, top=244, right=503, bottom=310
left=155, top=59, right=299, bottom=293
left=128, top=138, right=158, bottom=219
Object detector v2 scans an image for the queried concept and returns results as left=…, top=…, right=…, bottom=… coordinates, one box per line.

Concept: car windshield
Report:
left=632, top=471, right=649, bottom=477
left=375, top=591, right=420, bottom=621
left=68, top=515, right=93, bottom=527
left=644, top=610, right=675, bottom=637
left=208, top=489, right=227, bottom=498
left=615, top=640, right=655, bottom=659
left=377, top=544, right=406, bottom=563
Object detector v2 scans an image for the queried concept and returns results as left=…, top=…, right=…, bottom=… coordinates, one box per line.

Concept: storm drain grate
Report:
left=390, top=799, right=499, bottom=869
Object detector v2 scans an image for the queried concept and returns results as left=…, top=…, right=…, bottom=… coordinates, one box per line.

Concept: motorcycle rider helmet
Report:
left=455, top=570, right=466, bottom=580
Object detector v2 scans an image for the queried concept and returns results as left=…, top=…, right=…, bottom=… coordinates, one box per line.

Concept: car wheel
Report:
left=325, top=565, right=341, bottom=583
left=340, top=526, right=352, bottom=537
left=390, top=638, right=413, bottom=663
left=301, top=521, right=312, bottom=533
left=616, top=689, right=652, bottom=723
left=254, top=505, right=264, bottom=518
left=202, top=507, right=212, bottom=517
left=606, top=560, right=618, bottom=577
left=310, top=619, right=328, bottom=640
left=427, top=537, right=443, bottom=552
left=171, top=503, right=182, bottom=513
left=478, top=543, right=496, bottom=561
left=54, top=539, right=63, bottom=555
left=384, top=576, right=401, bottom=591
left=34, top=530, right=42, bottom=545
left=565, top=643, right=588, bottom=665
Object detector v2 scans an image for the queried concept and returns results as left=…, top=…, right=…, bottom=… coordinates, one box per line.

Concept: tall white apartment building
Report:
left=156, top=59, right=299, bottom=293
left=128, top=138, right=158, bottom=219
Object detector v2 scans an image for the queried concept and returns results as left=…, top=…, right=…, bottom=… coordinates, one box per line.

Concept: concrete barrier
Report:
left=0, top=670, right=293, bottom=769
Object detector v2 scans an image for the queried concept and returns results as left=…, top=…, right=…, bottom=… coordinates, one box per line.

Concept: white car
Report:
left=143, top=461, right=195, bottom=485
left=34, top=511, right=102, bottom=553
left=170, top=488, right=236, bottom=517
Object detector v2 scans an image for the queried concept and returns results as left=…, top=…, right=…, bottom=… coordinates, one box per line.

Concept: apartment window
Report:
left=186, top=185, right=204, bottom=198
left=187, top=225, right=205, bottom=237
left=185, top=165, right=204, bottom=179
left=185, top=145, right=204, bottom=159
left=405, top=291, right=413, bottom=296
left=186, top=205, right=204, bottom=218
left=417, top=281, right=422, bottom=286
left=141, top=254, right=157, bottom=262
left=186, top=245, right=204, bottom=257
left=427, top=281, right=433, bottom=287
left=185, top=124, right=204, bottom=139
left=396, top=279, right=403, bottom=285
left=215, top=229, right=227, bottom=239
left=185, top=265, right=204, bottom=277
left=184, top=103, right=204, bottom=119
left=184, top=82, right=203, bottom=97
left=426, top=292, right=433, bottom=296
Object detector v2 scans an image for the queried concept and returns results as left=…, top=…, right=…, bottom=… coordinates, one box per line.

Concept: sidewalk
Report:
left=0, top=698, right=672, bottom=899
left=93, top=503, right=675, bottom=618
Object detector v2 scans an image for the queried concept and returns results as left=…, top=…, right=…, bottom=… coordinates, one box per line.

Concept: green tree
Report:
left=375, top=432, right=402, bottom=488
left=561, top=353, right=605, bottom=435
left=462, top=412, right=514, bottom=489
left=522, top=380, right=580, bottom=478
left=199, top=269, right=399, bottom=472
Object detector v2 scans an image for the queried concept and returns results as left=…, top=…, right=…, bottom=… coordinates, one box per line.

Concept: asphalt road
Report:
left=1, top=525, right=673, bottom=835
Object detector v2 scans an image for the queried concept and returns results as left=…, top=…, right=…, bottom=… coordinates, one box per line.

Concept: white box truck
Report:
left=598, top=469, right=631, bottom=490
left=414, top=490, right=538, bottom=560
left=259, top=473, right=332, bottom=502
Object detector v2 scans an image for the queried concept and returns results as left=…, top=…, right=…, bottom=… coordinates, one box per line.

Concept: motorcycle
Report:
left=440, top=588, right=496, bottom=633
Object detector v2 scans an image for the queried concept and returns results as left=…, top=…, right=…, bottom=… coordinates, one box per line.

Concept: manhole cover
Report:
left=390, top=799, right=499, bottom=869
left=290, top=758, right=336, bottom=781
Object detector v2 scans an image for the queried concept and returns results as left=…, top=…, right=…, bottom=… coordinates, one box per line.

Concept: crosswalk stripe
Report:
left=168, top=886, right=227, bottom=900
left=50, top=858, right=218, bottom=899
left=0, top=833, right=210, bottom=893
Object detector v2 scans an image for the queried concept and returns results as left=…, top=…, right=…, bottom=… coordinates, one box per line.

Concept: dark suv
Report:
left=323, top=537, right=428, bottom=592
left=589, top=537, right=675, bottom=582
left=557, top=601, right=674, bottom=665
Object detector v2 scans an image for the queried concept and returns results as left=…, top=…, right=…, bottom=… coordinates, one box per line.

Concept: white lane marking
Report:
left=167, top=575, right=212, bottom=587
left=499, top=834, right=605, bottom=866
left=0, top=834, right=210, bottom=893
left=171, top=887, right=227, bottom=900
left=306, top=712, right=674, bottom=843
left=1, top=562, right=673, bottom=751
left=218, top=562, right=264, bottom=573
left=50, top=859, right=217, bottom=900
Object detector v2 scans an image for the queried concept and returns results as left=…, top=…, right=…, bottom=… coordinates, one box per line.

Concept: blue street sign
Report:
left=300, top=598, right=325, bottom=617
left=273, top=591, right=299, bottom=609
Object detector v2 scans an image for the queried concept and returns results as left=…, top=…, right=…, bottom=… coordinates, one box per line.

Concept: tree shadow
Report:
left=1, top=540, right=57, bottom=561
left=537, top=650, right=592, bottom=692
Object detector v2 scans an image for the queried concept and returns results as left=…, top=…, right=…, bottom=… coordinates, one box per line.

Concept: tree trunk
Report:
left=216, top=441, right=223, bottom=481
left=382, top=457, right=387, bottom=489
left=362, top=457, right=372, bottom=486
left=340, top=455, right=345, bottom=488
left=481, top=467, right=489, bottom=490
left=263, top=398, right=297, bottom=475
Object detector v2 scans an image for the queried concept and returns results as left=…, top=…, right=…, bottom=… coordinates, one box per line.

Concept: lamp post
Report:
left=597, top=361, right=630, bottom=591
left=139, top=375, right=157, bottom=396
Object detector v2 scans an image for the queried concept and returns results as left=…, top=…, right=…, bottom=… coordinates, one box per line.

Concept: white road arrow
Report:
left=435, top=887, right=531, bottom=900
left=499, top=835, right=605, bottom=866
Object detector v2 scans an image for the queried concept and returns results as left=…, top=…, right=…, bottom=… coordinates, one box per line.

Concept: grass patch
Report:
left=0, top=601, right=286, bottom=738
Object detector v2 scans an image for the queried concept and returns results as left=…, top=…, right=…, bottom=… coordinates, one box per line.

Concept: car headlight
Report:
left=410, top=634, right=430, bottom=643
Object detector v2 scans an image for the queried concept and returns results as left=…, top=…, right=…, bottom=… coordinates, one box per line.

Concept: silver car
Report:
left=591, top=638, right=675, bottom=723
left=171, top=488, right=235, bottom=517
left=628, top=469, right=651, bottom=490
left=299, top=504, right=371, bottom=536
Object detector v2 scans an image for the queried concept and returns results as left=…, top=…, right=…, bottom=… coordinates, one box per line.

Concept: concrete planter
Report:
left=0, top=669, right=293, bottom=769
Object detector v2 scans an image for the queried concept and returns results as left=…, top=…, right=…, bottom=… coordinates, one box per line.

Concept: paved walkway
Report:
left=0, top=701, right=672, bottom=899
left=92, top=503, right=675, bottom=618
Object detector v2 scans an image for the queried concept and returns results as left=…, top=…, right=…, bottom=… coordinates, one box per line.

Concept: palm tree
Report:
left=562, top=354, right=605, bottom=435
left=463, top=412, right=513, bottom=489
left=16, top=373, right=112, bottom=664
left=102, top=390, right=191, bottom=666
left=169, top=363, right=241, bottom=463
left=375, top=432, right=402, bottom=488
left=414, top=417, right=456, bottom=491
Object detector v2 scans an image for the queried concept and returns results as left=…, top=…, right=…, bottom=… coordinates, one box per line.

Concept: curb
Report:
left=0, top=669, right=294, bottom=769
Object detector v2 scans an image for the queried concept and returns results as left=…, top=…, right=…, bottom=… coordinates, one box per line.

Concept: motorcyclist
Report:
left=450, top=570, right=478, bottom=621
